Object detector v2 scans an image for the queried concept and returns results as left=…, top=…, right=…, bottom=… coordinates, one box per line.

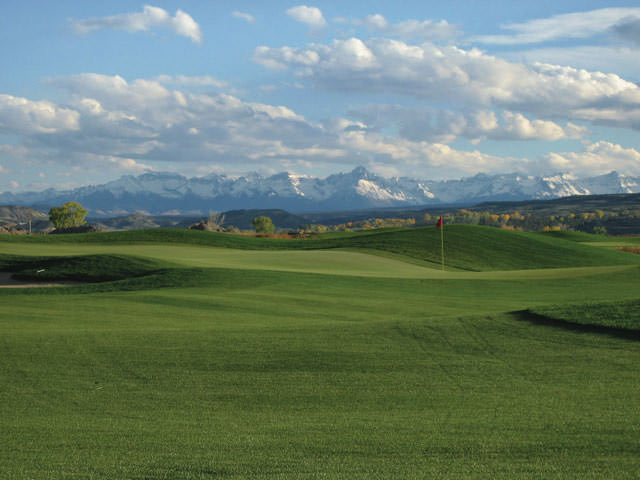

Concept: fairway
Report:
left=1, top=239, right=636, bottom=281
left=1, top=227, right=640, bottom=479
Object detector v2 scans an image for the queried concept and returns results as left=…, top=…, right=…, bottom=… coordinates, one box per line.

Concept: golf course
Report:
left=1, top=225, right=639, bottom=479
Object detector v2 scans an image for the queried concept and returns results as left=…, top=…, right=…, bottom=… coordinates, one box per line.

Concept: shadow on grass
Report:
left=511, top=310, right=640, bottom=342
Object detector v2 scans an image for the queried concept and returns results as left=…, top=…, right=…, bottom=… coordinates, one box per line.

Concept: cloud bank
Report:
left=254, top=38, right=640, bottom=129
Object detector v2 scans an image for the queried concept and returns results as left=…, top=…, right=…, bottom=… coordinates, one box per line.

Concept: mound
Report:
left=528, top=299, right=640, bottom=332
left=316, top=226, right=640, bottom=271
left=0, top=254, right=165, bottom=283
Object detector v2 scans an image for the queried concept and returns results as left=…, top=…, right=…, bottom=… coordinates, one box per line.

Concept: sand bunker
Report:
left=0, top=272, right=84, bottom=288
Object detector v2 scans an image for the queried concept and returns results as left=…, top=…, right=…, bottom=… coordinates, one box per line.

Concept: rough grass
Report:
left=2, top=265, right=640, bottom=479
left=0, top=253, right=167, bottom=283
left=543, top=230, right=640, bottom=244
left=2, top=232, right=640, bottom=478
left=529, top=298, right=640, bottom=331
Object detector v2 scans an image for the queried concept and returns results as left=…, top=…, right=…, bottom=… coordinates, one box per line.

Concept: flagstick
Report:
left=440, top=222, right=445, bottom=271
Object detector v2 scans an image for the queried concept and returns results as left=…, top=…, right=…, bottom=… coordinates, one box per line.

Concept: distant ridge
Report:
left=1, top=167, right=638, bottom=216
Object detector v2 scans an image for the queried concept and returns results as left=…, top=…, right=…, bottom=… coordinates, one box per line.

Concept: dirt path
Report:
left=0, top=272, right=84, bottom=288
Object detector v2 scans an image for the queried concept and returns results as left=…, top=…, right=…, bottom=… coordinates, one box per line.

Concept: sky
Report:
left=1, top=1, right=640, bottom=192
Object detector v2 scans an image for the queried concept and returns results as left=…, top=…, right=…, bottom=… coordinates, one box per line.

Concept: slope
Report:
left=2, top=225, right=639, bottom=271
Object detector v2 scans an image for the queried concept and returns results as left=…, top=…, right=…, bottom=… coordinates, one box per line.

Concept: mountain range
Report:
left=1, top=167, right=638, bottom=216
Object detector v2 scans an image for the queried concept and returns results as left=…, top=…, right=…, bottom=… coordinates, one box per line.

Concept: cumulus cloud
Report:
left=324, top=119, right=516, bottom=178
left=232, top=11, right=256, bottom=23
left=0, top=73, right=535, bottom=179
left=538, top=141, right=640, bottom=176
left=0, top=163, right=5, bottom=173
left=473, top=7, right=640, bottom=45
left=70, top=5, right=202, bottom=44
left=349, top=105, right=587, bottom=143
left=0, top=94, right=80, bottom=134
left=286, top=5, right=326, bottom=28
left=253, top=38, right=640, bottom=128
left=356, top=14, right=459, bottom=41
left=4, top=72, right=638, bottom=181
left=5, top=74, right=347, bottom=170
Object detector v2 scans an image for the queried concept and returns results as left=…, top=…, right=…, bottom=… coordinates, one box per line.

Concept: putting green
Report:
left=0, top=242, right=634, bottom=280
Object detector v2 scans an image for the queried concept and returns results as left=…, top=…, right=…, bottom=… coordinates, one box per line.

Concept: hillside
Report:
left=473, top=192, right=640, bottom=215
left=3, top=225, right=639, bottom=272
left=0, top=205, right=48, bottom=224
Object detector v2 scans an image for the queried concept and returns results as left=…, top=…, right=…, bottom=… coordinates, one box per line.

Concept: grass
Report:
left=2, top=224, right=640, bottom=271
left=0, top=253, right=167, bottom=283
left=529, top=299, right=640, bottom=331
left=1, top=225, right=640, bottom=479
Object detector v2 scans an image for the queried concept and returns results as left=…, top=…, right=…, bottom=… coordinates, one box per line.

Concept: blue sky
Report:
left=1, top=1, right=640, bottom=191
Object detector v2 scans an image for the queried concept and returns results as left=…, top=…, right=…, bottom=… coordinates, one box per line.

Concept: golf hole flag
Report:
left=437, top=216, right=444, bottom=270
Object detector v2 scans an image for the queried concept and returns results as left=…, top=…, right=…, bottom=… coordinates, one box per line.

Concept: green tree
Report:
left=252, top=216, right=275, bottom=234
left=49, top=201, right=88, bottom=229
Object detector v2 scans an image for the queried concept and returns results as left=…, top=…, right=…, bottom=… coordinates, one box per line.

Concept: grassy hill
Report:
left=1, top=226, right=640, bottom=478
left=2, top=225, right=639, bottom=271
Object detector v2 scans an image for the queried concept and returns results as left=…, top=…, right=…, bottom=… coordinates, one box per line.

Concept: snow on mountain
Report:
left=1, top=167, right=639, bottom=215
left=580, top=171, right=639, bottom=194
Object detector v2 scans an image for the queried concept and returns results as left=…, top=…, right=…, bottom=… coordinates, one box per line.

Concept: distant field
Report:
left=1, top=226, right=639, bottom=479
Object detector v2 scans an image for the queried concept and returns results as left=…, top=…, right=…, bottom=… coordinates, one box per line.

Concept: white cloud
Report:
left=9, top=180, right=19, bottom=189
left=329, top=121, right=516, bottom=178
left=252, top=46, right=320, bottom=70
left=503, top=46, right=640, bottom=82
left=253, top=38, right=640, bottom=128
left=538, top=141, right=640, bottom=176
left=0, top=94, right=80, bottom=133
left=0, top=164, right=5, bottom=173
left=0, top=73, right=531, bottom=179
left=363, top=14, right=388, bottom=30
left=70, top=5, right=202, bottom=44
left=349, top=105, right=587, bottom=143
left=357, top=14, right=459, bottom=41
left=7, top=74, right=345, bottom=170
left=473, top=7, right=640, bottom=45
left=497, top=112, right=587, bottom=142
left=4, top=72, right=638, bottom=180
left=84, top=153, right=154, bottom=173
left=232, top=11, right=256, bottom=23
left=154, top=74, right=227, bottom=88
left=286, top=5, right=326, bottom=28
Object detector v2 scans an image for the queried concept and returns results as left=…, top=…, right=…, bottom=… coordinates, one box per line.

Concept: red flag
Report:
left=436, top=216, right=443, bottom=228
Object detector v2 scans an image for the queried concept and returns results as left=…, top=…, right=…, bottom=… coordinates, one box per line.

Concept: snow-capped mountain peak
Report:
left=1, top=166, right=639, bottom=216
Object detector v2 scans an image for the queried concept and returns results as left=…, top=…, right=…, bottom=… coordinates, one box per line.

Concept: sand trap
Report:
left=0, top=272, right=84, bottom=288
